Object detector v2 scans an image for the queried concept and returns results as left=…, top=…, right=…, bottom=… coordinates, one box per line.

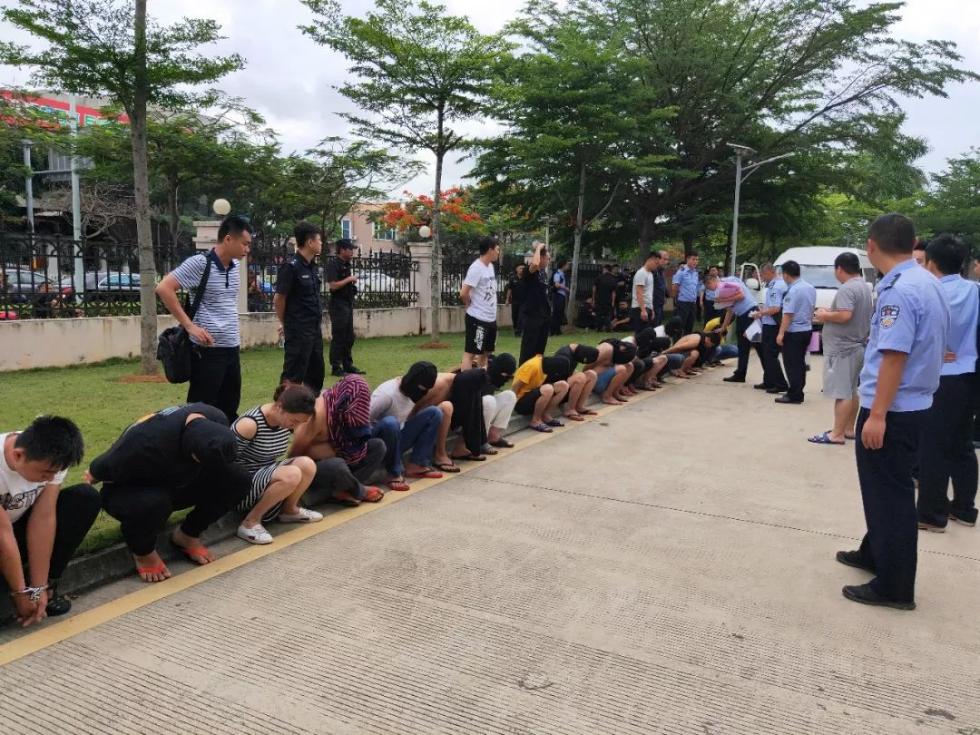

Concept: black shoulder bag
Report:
left=156, top=251, right=214, bottom=384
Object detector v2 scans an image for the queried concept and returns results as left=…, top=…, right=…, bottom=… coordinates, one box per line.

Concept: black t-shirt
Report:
left=652, top=270, right=666, bottom=307
left=89, top=403, right=228, bottom=487
left=594, top=272, right=617, bottom=309
left=324, top=256, right=356, bottom=306
left=276, top=253, right=322, bottom=331
left=507, top=276, right=526, bottom=305
left=520, top=266, right=552, bottom=320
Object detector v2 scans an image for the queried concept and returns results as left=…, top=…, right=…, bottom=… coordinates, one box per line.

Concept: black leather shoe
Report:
left=331, top=366, right=346, bottom=377
left=836, top=550, right=874, bottom=573
left=753, top=383, right=768, bottom=390
left=774, top=395, right=802, bottom=404
left=344, top=365, right=366, bottom=375
left=767, top=386, right=788, bottom=394
left=842, top=583, right=915, bottom=610
left=45, top=580, right=72, bottom=617
left=723, top=375, right=745, bottom=383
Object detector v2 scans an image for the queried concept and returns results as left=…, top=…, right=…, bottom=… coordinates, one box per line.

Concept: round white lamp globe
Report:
left=418, top=225, right=431, bottom=239
left=213, top=198, right=231, bottom=217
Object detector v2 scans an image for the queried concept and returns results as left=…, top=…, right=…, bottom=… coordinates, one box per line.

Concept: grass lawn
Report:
left=2, top=328, right=599, bottom=552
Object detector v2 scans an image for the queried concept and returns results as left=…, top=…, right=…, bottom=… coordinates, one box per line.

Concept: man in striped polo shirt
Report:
left=157, top=215, right=252, bottom=422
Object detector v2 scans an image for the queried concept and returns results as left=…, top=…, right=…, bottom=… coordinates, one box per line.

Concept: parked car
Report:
left=93, top=273, right=141, bottom=302
left=739, top=246, right=875, bottom=310
left=1, top=268, right=59, bottom=301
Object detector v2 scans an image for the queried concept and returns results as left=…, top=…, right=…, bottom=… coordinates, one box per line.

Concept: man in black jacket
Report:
left=276, top=221, right=325, bottom=391
left=325, top=238, right=362, bottom=376
left=88, top=404, right=251, bottom=583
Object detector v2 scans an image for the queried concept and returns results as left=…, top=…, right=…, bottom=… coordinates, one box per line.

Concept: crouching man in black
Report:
left=87, top=403, right=251, bottom=583
left=1, top=416, right=99, bottom=625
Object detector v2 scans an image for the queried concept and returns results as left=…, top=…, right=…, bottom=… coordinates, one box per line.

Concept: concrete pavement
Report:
left=1, top=357, right=979, bottom=734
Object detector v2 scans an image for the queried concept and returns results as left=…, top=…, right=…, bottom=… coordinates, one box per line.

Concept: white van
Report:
left=740, top=246, right=876, bottom=310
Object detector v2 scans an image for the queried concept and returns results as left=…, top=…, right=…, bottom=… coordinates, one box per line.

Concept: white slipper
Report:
left=277, top=507, right=324, bottom=523
left=237, top=523, right=273, bottom=545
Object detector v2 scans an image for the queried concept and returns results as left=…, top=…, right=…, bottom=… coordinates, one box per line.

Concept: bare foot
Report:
left=171, top=527, right=215, bottom=565
left=602, top=397, right=620, bottom=406
left=134, top=551, right=172, bottom=583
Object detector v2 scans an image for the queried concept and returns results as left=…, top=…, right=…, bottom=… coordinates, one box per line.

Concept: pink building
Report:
left=338, top=203, right=402, bottom=254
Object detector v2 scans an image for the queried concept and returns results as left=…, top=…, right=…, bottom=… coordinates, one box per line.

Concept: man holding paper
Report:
left=775, top=261, right=817, bottom=404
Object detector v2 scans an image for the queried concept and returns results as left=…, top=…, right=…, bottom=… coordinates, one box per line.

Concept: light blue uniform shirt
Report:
left=762, top=278, right=787, bottom=327
left=938, top=274, right=979, bottom=376
left=720, top=276, right=757, bottom=316
left=672, top=265, right=700, bottom=303
left=858, top=259, right=949, bottom=412
left=782, top=278, right=817, bottom=332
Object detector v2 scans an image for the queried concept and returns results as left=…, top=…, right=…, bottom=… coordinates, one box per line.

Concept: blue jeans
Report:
left=373, top=406, right=443, bottom=476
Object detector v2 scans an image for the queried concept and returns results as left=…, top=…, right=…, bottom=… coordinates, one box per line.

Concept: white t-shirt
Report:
left=631, top=268, right=654, bottom=310
left=0, top=432, right=67, bottom=523
left=463, top=259, right=498, bottom=323
left=370, top=379, right=416, bottom=427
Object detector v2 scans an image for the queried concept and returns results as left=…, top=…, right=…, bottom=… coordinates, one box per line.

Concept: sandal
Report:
left=578, top=409, right=598, bottom=416
left=433, top=461, right=461, bottom=473
left=807, top=431, right=845, bottom=446
left=545, top=418, right=564, bottom=428
left=528, top=423, right=553, bottom=433
left=452, top=454, right=486, bottom=462
left=361, top=486, right=384, bottom=502
left=385, top=478, right=411, bottom=492
left=406, top=468, right=444, bottom=479
left=490, top=438, right=515, bottom=448
left=480, top=444, right=500, bottom=455
left=172, top=538, right=213, bottom=565
left=135, top=562, right=170, bottom=583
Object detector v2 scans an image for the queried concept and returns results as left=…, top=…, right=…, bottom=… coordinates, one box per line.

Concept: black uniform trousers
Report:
left=328, top=301, right=355, bottom=370
left=550, top=295, right=567, bottom=335
left=731, top=311, right=764, bottom=380
left=511, top=302, right=524, bottom=336
left=281, top=327, right=325, bottom=393
left=101, top=464, right=251, bottom=556
left=917, top=374, right=979, bottom=526
left=675, top=300, right=696, bottom=334
left=187, top=346, right=241, bottom=423
left=760, top=324, right=789, bottom=390
left=780, top=330, right=811, bottom=402
left=653, top=303, right=665, bottom=328
left=519, top=314, right=550, bottom=365
left=11, top=484, right=101, bottom=582
left=855, top=408, right=924, bottom=603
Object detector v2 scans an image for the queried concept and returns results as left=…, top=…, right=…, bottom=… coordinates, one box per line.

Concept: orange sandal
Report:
left=361, top=486, right=384, bottom=503
left=136, top=563, right=170, bottom=582
left=174, top=543, right=212, bottom=566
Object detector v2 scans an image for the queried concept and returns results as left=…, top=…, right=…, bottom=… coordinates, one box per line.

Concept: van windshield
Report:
left=796, top=265, right=840, bottom=289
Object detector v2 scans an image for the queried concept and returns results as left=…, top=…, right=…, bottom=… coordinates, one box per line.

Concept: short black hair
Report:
left=914, top=240, right=927, bottom=252
left=869, top=213, right=916, bottom=254
left=782, top=260, right=801, bottom=278
left=273, top=383, right=317, bottom=415
left=14, top=416, right=84, bottom=470
left=646, top=251, right=659, bottom=262
left=834, top=252, right=861, bottom=275
left=925, top=233, right=968, bottom=276
left=217, top=214, right=253, bottom=242
left=686, top=252, right=699, bottom=260
left=293, top=221, right=322, bottom=250
left=336, top=238, right=355, bottom=252
left=478, top=236, right=499, bottom=255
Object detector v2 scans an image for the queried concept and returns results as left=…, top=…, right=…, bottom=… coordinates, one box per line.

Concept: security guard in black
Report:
left=275, top=222, right=325, bottom=391
left=325, top=238, right=361, bottom=375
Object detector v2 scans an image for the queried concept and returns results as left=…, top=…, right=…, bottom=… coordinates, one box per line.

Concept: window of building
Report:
left=373, top=222, right=396, bottom=241
left=340, top=219, right=352, bottom=240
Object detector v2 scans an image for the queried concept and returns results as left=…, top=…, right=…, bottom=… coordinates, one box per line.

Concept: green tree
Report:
left=916, top=150, right=980, bottom=250
left=1, top=0, right=244, bottom=373
left=301, top=0, right=510, bottom=344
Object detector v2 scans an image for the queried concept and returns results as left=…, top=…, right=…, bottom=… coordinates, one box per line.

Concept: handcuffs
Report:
left=10, top=584, right=48, bottom=603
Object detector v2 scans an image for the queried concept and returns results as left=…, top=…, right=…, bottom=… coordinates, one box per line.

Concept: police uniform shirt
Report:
left=937, top=274, right=979, bottom=376
left=858, top=259, right=949, bottom=412
left=325, top=256, right=356, bottom=306
left=782, top=278, right=817, bottom=332
left=762, top=277, right=787, bottom=326
left=672, top=265, right=700, bottom=303
left=275, top=253, right=322, bottom=331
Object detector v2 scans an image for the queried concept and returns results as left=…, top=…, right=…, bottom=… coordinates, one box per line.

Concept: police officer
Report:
left=775, top=260, right=816, bottom=404
left=916, top=234, right=979, bottom=531
left=754, top=263, right=789, bottom=393
left=275, top=221, right=325, bottom=391
left=325, top=238, right=362, bottom=376
left=671, top=252, right=700, bottom=334
left=836, top=213, right=948, bottom=610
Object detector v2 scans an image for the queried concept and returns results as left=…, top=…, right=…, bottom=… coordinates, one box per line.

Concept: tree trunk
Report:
left=428, top=109, right=445, bottom=343
left=568, top=160, right=587, bottom=324
left=133, top=0, right=157, bottom=375
left=168, top=176, right=180, bottom=247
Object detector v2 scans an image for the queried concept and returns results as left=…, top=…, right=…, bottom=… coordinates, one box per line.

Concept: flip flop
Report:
left=135, top=563, right=169, bottom=583
left=578, top=409, right=598, bottom=416
left=406, top=468, right=443, bottom=479
left=361, top=486, right=384, bottom=502
left=386, top=478, right=411, bottom=492
left=528, top=423, right=553, bottom=433
left=490, top=438, right=515, bottom=448
left=807, top=431, right=845, bottom=446
left=545, top=418, right=564, bottom=428
left=173, top=542, right=213, bottom=566
left=481, top=445, right=500, bottom=455
left=452, top=454, right=486, bottom=462
left=433, top=461, right=461, bottom=473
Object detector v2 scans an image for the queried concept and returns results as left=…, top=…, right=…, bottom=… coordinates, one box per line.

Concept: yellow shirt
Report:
left=513, top=356, right=545, bottom=398
left=704, top=317, right=722, bottom=332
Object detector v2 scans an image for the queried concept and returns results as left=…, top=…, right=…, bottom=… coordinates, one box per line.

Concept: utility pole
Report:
left=22, top=140, right=34, bottom=234
left=727, top=144, right=794, bottom=276
left=70, top=96, right=85, bottom=297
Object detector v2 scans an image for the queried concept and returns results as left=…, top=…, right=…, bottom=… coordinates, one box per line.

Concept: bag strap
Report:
left=187, top=250, right=214, bottom=321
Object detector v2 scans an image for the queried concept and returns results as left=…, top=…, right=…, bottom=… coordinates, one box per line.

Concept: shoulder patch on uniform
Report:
left=880, top=304, right=900, bottom=328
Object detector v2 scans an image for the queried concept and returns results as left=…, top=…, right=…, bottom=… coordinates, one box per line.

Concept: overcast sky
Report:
left=2, top=0, right=978, bottom=198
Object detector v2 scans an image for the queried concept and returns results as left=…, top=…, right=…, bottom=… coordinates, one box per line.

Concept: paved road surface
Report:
left=2, top=358, right=979, bottom=734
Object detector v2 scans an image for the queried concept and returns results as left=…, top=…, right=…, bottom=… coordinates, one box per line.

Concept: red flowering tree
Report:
left=378, top=187, right=487, bottom=239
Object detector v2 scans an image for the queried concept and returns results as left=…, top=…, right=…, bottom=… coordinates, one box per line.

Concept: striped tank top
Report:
left=233, top=406, right=291, bottom=473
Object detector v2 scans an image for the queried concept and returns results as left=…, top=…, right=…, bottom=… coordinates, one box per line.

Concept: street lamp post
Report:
left=727, top=143, right=794, bottom=275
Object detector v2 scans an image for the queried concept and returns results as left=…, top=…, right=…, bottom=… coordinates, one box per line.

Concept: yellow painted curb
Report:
left=0, top=380, right=671, bottom=666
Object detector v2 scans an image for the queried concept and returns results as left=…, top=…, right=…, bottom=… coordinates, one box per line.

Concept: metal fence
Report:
left=247, top=241, right=419, bottom=312
left=0, top=232, right=193, bottom=319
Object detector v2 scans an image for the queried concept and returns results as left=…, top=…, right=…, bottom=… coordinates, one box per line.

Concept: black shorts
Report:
left=465, top=313, right=498, bottom=354
left=515, top=388, right=543, bottom=415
